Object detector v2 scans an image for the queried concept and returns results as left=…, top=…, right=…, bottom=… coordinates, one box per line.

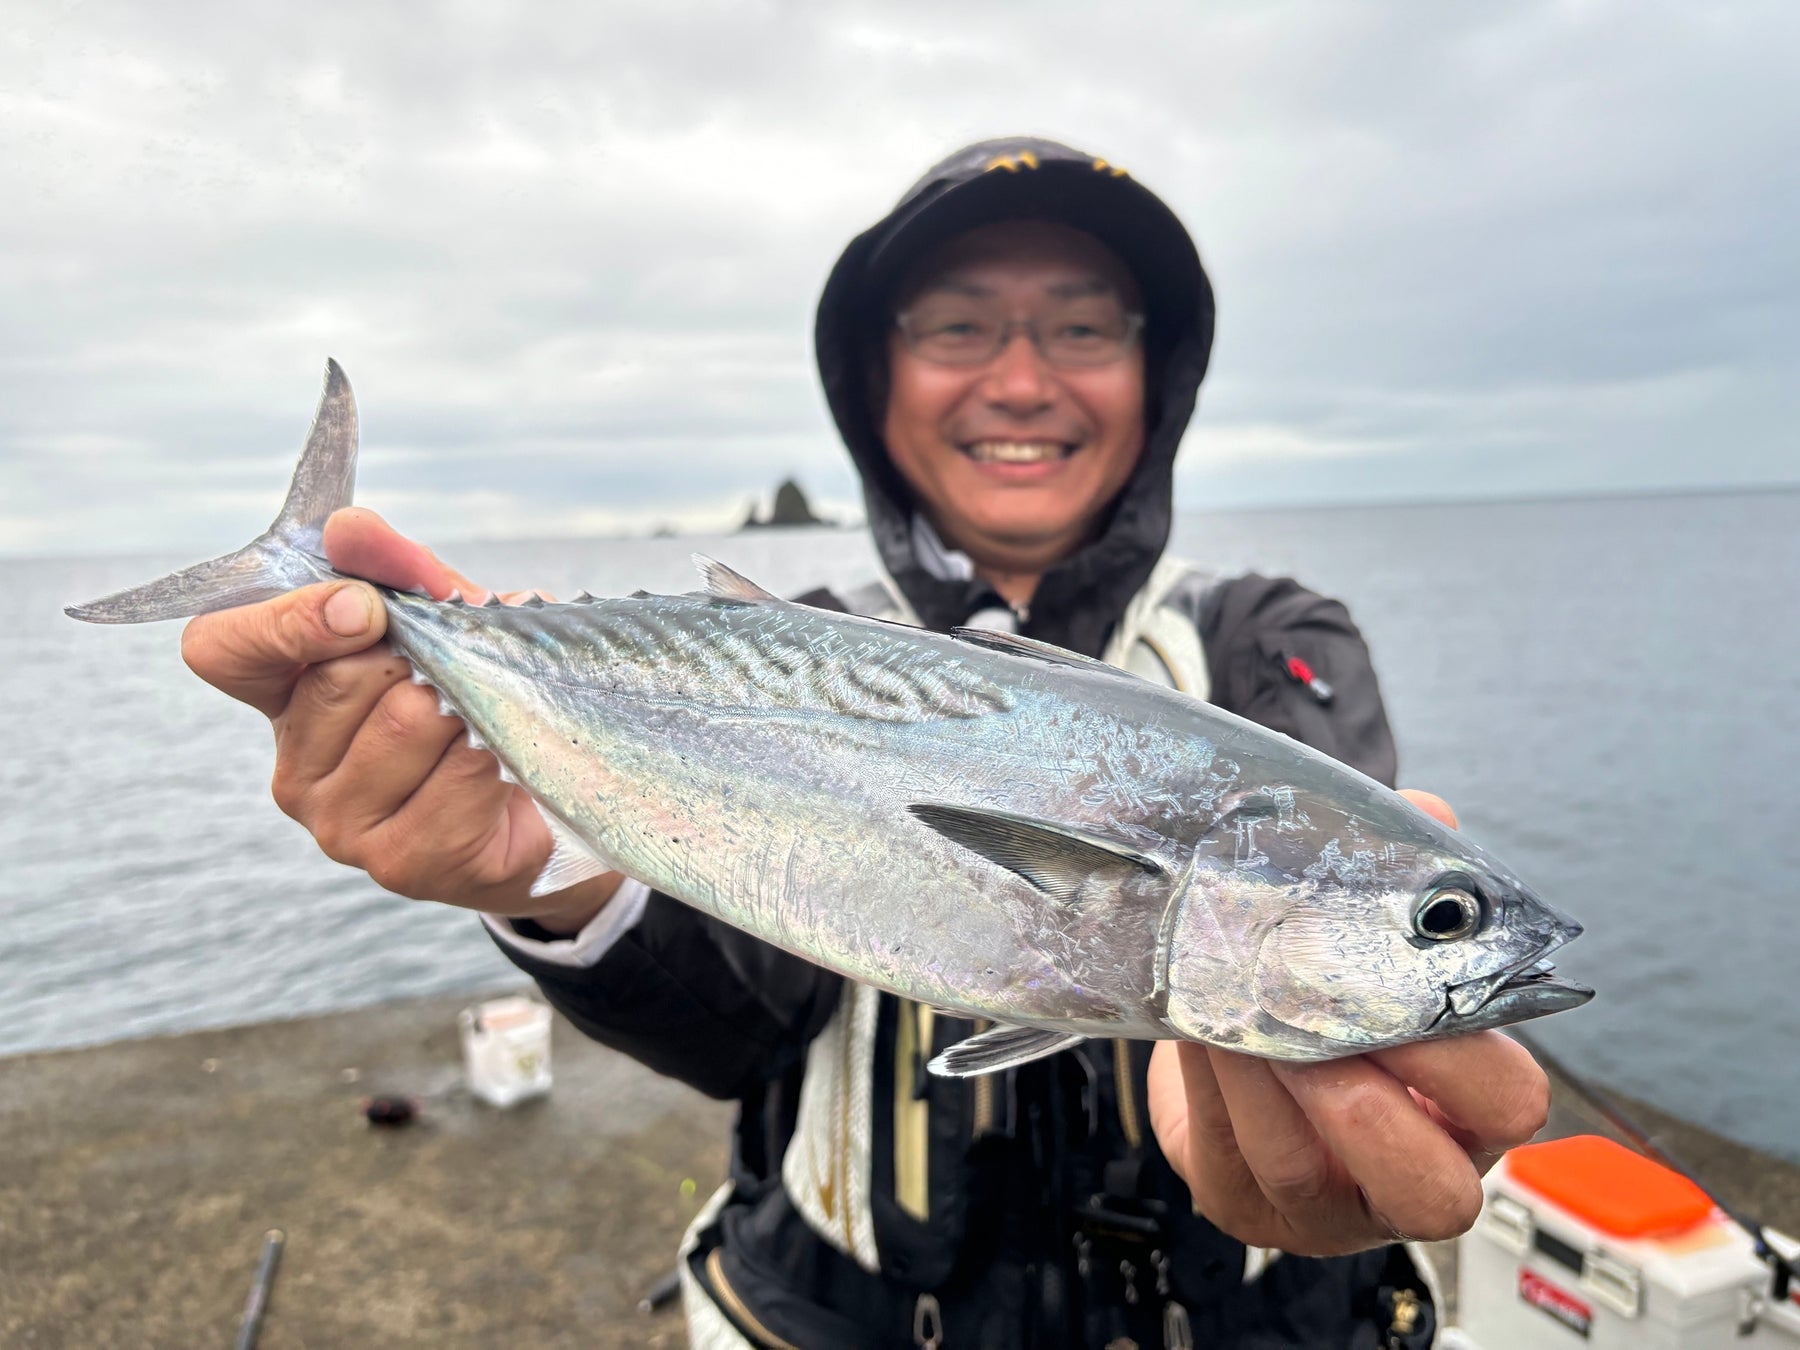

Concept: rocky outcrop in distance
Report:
left=740, top=478, right=833, bottom=530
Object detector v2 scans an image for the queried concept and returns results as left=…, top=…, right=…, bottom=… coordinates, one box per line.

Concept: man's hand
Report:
left=1146, top=790, right=1551, bottom=1256
left=179, top=507, right=620, bottom=930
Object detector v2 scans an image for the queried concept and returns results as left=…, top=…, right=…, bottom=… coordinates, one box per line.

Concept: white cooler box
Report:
left=458, top=994, right=554, bottom=1107
left=1451, top=1134, right=1800, bottom=1349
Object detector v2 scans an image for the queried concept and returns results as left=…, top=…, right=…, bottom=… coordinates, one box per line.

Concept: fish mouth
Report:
left=1439, top=940, right=1595, bottom=1029
left=1463, top=957, right=1595, bottom=1020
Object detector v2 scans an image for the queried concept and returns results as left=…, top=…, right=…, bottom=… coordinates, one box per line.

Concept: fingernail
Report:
left=324, top=584, right=374, bottom=637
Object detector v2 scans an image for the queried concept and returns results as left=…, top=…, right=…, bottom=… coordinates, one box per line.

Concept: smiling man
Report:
left=876, top=220, right=1150, bottom=603
left=181, top=137, right=1548, bottom=1347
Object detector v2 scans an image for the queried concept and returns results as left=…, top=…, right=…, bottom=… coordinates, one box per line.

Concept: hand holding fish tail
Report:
left=179, top=507, right=622, bottom=927
left=1147, top=790, right=1552, bottom=1256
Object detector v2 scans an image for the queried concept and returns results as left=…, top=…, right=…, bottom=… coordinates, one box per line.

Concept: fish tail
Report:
left=65, top=360, right=358, bottom=624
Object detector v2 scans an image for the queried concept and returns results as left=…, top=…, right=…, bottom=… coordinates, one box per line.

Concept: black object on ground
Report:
left=234, top=1227, right=285, bottom=1350
left=638, top=1267, right=682, bottom=1315
left=364, top=1095, right=418, bottom=1127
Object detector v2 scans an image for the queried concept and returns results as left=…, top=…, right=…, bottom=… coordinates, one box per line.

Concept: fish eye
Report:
left=1414, top=886, right=1481, bottom=941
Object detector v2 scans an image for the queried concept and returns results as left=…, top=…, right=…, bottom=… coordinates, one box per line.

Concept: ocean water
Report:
left=5, top=490, right=1795, bottom=1166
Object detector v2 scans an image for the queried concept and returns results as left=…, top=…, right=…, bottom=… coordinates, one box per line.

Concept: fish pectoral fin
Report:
left=692, top=555, right=780, bottom=603
left=907, top=802, right=1164, bottom=904
left=528, top=808, right=621, bottom=899
left=928, top=1024, right=1088, bottom=1078
left=949, top=627, right=1135, bottom=677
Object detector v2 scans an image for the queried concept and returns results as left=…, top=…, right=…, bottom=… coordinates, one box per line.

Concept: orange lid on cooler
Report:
left=1508, top=1135, right=1715, bottom=1238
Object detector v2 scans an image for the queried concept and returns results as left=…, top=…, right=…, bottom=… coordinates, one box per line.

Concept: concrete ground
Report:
left=0, top=991, right=732, bottom=1348
left=1, top=995, right=1793, bottom=1347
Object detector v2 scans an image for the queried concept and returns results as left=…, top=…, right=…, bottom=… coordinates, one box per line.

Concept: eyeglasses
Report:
left=894, top=302, right=1144, bottom=369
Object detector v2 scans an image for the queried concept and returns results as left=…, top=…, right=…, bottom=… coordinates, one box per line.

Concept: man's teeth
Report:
left=967, top=441, right=1066, bottom=463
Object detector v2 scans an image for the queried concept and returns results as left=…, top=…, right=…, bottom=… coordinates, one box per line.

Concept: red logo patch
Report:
left=1520, top=1268, right=1593, bottom=1339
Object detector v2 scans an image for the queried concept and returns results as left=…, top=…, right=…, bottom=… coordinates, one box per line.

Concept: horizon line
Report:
left=8, top=477, right=1796, bottom=565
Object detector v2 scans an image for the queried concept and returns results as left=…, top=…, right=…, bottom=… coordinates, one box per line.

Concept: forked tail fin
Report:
left=65, top=360, right=359, bottom=624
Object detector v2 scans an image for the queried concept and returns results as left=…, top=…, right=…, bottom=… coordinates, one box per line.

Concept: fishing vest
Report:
left=836, top=553, right=1212, bottom=701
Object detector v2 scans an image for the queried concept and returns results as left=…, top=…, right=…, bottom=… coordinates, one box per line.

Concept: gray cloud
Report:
left=3, top=0, right=1794, bottom=555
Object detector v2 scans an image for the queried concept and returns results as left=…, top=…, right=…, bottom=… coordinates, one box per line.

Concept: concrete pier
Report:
left=0, top=991, right=732, bottom=1347
left=1, top=994, right=1793, bottom=1346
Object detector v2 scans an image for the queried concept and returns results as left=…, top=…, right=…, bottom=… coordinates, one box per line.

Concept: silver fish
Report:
left=69, top=362, right=1593, bottom=1075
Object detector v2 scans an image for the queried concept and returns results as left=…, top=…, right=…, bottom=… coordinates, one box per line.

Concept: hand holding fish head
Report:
left=1148, top=791, right=1558, bottom=1256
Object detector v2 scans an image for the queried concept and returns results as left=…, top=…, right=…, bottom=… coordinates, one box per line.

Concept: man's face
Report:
left=881, top=220, right=1146, bottom=572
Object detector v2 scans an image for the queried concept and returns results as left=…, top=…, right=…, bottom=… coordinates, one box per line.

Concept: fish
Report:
left=68, top=361, right=1594, bottom=1076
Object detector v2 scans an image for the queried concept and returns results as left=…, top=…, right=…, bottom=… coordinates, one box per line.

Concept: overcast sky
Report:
left=4, top=0, right=1795, bottom=558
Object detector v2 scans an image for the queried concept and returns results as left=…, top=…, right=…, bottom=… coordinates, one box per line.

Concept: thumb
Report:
left=182, top=579, right=388, bottom=718
left=1399, top=789, right=1459, bottom=830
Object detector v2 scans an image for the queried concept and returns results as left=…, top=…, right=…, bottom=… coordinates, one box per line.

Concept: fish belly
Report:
left=529, top=692, right=1164, bottom=1034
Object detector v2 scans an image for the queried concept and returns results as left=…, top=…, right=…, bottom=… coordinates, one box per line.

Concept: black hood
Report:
left=815, top=136, right=1216, bottom=657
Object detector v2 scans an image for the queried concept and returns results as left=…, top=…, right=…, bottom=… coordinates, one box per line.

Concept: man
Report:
left=183, top=137, right=1548, bottom=1346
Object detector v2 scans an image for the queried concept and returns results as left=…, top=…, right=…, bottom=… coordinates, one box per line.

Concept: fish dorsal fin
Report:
left=527, top=808, right=621, bottom=899
left=928, top=1024, right=1088, bottom=1078
left=693, top=555, right=779, bottom=603
left=950, top=627, right=1135, bottom=677
left=907, top=802, right=1164, bottom=904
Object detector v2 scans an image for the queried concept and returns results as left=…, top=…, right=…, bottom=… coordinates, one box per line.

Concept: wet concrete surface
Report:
left=0, top=991, right=732, bottom=1348
left=2, top=996, right=1793, bottom=1347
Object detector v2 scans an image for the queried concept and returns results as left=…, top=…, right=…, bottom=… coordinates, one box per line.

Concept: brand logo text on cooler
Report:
left=1519, top=1267, right=1593, bottom=1339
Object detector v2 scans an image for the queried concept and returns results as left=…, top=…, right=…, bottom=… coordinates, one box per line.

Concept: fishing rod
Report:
left=1510, top=1029, right=1795, bottom=1304
left=235, top=1227, right=286, bottom=1350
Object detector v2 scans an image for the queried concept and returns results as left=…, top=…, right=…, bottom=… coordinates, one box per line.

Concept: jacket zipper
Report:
left=913, top=1291, right=945, bottom=1348
left=970, top=1018, right=996, bottom=1136
left=702, top=1248, right=803, bottom=1350
left=1113, top=1039, right=1142, bottom=1150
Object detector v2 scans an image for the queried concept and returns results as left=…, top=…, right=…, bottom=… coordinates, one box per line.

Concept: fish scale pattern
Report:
left=419, top=593, right=1020, bottom=725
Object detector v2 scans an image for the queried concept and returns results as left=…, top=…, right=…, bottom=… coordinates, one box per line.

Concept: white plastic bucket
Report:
left=458, top=995, right=553, bottom=1107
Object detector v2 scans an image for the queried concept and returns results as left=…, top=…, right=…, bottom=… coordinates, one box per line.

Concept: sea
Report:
left=5, top=489, right=1795, bottom=1166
